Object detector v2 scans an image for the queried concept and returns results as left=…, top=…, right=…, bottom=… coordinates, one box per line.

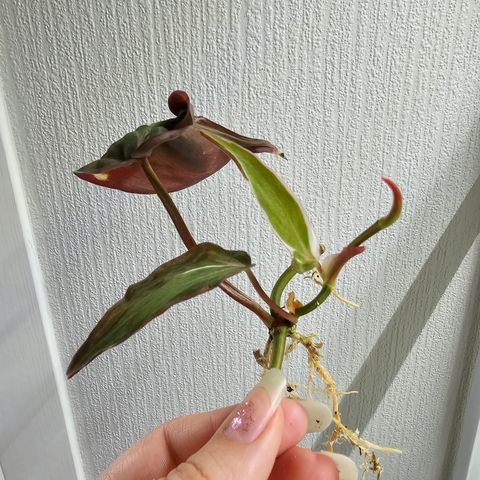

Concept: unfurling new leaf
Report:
left=348, top=177, right=402, bottom=247
left=296, top=177, right=403, bottom=316
left=66, top=243, right=252, bottom=378
left=203, top=132, right=319, bottom=273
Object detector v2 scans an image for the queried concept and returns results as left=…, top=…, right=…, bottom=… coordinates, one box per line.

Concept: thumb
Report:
left=161, top=369, right=287, bottom=480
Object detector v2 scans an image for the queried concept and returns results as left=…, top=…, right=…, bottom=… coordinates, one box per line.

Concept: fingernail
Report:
left=295, top=398, right=332, bottom=433
left=224, top=368, right=286, bottom=443
left=319, top=452, right=358, bottom=480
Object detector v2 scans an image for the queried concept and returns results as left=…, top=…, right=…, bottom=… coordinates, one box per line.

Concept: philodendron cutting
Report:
left=67, top=91, right=402, bottom=477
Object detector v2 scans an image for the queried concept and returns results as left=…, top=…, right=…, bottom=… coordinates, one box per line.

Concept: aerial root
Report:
left=286, top=328, right=401, bottom=478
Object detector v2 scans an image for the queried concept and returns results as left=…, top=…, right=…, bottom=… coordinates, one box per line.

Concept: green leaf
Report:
left=203, top=132, right=319, bottom=273
left=67, top=243, right=252, bottom=378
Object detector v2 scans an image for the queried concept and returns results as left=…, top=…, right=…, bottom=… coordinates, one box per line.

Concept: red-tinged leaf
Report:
left=66, top=243, right=252, bottom=378
left=74, top=91, right=283, bottom=194
left=320, top=246, right=365, bottom=285
left=297, top=178, right=402, bottom=316
left=196, top=117, right=284, bottom=157
left=348, top=177, right=402, bottom=247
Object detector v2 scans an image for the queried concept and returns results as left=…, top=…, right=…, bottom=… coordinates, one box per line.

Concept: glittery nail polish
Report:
left=224, top=368, right=286, bottom=443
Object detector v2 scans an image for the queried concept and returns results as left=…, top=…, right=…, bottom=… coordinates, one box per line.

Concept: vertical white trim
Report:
left=0, top=85, right=85, bottom=480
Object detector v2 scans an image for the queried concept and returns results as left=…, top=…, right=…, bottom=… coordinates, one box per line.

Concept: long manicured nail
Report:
left=295, top=398, right=332, bottom=433
left=319, top=452, right=358, bottom=480
left=224, top=368, right=286, bottom=443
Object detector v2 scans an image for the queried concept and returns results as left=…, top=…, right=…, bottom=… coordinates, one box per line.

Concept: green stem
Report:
left=270, top=326, right=288, bottom=369
left=348, top=220, right=384, bottom=248
left=268, top=265, right=297, bottom=370
left=271, top=265, right=296, bottom=306
left=295, top=284, right=332, bottom=317
left=141, top=158, right=197, bottom=250
left=268, top=267, right=333, bottom=367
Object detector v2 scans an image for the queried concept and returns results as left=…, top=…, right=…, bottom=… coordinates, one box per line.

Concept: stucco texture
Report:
left=1, top=1, right=480, bottom=478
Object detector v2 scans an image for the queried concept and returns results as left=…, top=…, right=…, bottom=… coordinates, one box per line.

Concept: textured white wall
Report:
left=1, top=0, right=480, bottom=478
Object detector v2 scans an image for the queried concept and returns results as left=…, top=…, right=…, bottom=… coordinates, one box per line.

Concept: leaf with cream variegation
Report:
left=203, top=132, right=319, bottom=273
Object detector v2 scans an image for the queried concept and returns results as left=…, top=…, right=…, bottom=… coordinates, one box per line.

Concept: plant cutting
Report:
left=67, top=90, right=402, bottom=477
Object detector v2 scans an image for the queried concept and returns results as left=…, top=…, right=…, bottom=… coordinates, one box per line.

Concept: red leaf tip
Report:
left=381, top=176, right=400, bottom=197
left=168, top=90, right=190, bottom=115
left=381, top=176, right=402, bottom=224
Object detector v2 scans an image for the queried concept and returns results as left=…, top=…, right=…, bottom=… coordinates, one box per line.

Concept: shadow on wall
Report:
left=441, top=238, right=480, bottom=479
left=313, top=173, right=480, bottom=460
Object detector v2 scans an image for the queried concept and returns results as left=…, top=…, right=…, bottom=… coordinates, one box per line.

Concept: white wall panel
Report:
left=1, top=1, right=480, bottom=478
left=0, top=96, right=80, bottom=478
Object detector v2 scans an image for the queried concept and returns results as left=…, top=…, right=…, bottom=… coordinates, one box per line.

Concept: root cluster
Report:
left=257, top=327, right=401, bottom=479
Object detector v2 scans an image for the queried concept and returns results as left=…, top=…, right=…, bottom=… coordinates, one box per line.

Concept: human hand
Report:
left=100, top=369, right=357, bottom=480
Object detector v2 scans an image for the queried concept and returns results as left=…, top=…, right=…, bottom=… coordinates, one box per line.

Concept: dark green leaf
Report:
left=67, top=243, right=251, bottom=378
